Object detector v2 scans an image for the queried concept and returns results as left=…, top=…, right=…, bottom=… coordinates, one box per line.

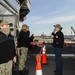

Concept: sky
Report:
left=23, top=0, right=75, bottom=36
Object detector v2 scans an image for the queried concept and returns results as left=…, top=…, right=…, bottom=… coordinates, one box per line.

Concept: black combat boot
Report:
left=54, top=70, right=62, bottom=75
left=54, top=70, right=57, bottom=72
left=19, top=70, right=25, bottom=75
left=23, top=68, right=29, bottom=75
left=54, top=72, right=62, bottom=75
left=19, top=68, right=29, bottom=75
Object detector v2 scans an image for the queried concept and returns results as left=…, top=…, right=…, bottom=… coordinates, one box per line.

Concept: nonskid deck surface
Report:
left=13, top=43, right=75, bottom=75
left=13, top=57, right=75, bottom=75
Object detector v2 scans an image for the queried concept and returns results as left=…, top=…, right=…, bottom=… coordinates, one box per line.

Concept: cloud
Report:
left=45, top=11, right=60, bottom=16
left=28, top=15, right=75, bottom=25
left=26, top=16, right=42, bottom=21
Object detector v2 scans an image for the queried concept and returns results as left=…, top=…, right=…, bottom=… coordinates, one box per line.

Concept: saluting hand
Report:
left=51, top=35, right=54, bottom=38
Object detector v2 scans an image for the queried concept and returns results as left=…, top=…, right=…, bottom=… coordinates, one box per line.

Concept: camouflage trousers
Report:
left=17, top=47, right=28, bottom=70
left=0, top=60, right=12, bottom=75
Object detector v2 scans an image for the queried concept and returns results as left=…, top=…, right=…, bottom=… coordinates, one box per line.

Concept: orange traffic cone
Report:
left=36, top=55, right=43, bottom=75
left=41, top=42, right=47, bottom=64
